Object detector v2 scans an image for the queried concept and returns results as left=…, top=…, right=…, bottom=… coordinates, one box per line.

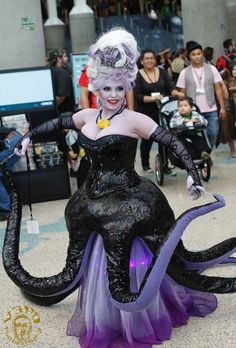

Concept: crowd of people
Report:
left=87, top=0, right=181, bottom=18
left=40, top=0, right=181, bottom=22
left=134, top=37, right=236, bottom=171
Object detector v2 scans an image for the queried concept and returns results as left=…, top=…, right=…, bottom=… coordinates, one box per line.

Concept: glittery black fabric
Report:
left=3, top=119, right=236, bottom=306
left=79, top=132, right=140, bottom=198
left=150, top=126, right=201, bottom=186
left=168, top=249, right=236, bottom=293
left=66, top=132, right=175, bottom=302
left=1, top=165, right=87, bottom=305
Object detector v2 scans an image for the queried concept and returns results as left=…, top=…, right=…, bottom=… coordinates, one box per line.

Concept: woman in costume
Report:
left=2, top=29, right=236, bottom=348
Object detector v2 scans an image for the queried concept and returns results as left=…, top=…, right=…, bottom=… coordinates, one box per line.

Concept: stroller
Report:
left=155, top=96, right=211, bottom=186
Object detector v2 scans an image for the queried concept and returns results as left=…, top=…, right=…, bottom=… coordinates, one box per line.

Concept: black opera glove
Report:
left=14, top=116, right=78, bottom=156
left=150, top=126, right=205, bottom=200
left=23, top=116, right=77, bottom=140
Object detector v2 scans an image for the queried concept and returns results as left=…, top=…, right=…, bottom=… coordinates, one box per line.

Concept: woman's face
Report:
left=141, top=52, right=156, bottom=69
left=98, top=80, right=126, bottom=111
left=232, top=65, right=236, bottom=78
left=62, top=53, right=69, bottom=64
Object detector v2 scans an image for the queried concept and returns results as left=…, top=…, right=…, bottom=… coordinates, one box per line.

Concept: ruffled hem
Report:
left=67, top=235, right=217, bottom=348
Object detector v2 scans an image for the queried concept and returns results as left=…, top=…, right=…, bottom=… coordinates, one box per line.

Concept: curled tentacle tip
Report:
left=212, top=194, right=225, bottom=206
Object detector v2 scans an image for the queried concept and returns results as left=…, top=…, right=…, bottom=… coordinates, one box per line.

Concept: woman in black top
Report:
left=134, top=49, right=178, bottom=172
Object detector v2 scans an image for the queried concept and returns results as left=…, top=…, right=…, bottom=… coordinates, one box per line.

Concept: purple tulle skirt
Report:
left=67, top=235, right=217, bottom=348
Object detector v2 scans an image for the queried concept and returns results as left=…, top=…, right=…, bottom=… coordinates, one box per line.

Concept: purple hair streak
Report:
left=87, top=28, right=140, bottom=91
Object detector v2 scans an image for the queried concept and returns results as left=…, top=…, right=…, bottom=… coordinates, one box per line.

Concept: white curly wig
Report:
left=87, top=28, right=140, bottom=91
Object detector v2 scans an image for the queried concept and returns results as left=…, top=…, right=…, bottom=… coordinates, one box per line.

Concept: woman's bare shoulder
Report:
left=73, top=108, right=98, bottom=119
left=72, top=108, right=98, bottom=128
left=126, top=109, right=152, bottom=120
left=125, top=110, right=157, bottom=135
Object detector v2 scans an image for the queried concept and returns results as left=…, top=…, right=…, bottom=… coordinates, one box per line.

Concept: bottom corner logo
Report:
left=4, top=305, right=42, bottom=346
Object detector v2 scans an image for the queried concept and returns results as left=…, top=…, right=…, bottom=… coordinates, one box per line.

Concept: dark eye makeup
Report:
left=117, top=86, right=124, bottom=91
left=103, top=86, right=111, bottom=91
left=102, top=86, right=124, bottom=92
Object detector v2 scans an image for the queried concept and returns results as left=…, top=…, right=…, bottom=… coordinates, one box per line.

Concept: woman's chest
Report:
left=141, top=76, right=165, bottom=94
left=77, top=131, right=138, bottom=162
left=80, top=116, right=135, bottom=141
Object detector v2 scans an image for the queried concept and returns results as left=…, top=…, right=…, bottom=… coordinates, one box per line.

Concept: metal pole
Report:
left=130, top=16, right=133, bottom=30
left=100, top=17, right=104, bottom=33
left=124, top=7, right=127, bottom=23
left=136, top=25, right=140, bottom=36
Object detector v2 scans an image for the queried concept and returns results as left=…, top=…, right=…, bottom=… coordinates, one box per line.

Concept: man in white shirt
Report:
left=176, top=41, right=226, bottom=148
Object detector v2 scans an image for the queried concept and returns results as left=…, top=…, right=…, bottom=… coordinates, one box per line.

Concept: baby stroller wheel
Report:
left=200, top=159, right=211, bottom=182
left=155, top=153, right=164, bottom=186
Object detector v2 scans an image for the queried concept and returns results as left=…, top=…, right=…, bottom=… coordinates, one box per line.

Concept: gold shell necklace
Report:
left=96, top=106, right=125, bottom=129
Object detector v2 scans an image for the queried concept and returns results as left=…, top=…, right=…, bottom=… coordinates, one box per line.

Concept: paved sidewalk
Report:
left=1, top=144, right=236, bottom=348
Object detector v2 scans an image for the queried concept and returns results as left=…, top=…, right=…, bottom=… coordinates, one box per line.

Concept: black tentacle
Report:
left=110, top=195, right=236, bottom=312
left=167, top=251, right=236, bottom=293
left=1, top=167, right=92, bottom=305
left=177, top=238, right=236, bottom=264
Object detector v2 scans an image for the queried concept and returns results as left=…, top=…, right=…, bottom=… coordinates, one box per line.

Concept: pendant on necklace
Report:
left=97, top=117, right=110, bottom=129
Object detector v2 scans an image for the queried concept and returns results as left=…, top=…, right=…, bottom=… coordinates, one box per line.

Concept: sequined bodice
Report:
left=78, top=131, right=140, bottom=197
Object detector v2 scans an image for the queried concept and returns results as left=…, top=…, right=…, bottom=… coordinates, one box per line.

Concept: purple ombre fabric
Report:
left=67, top=236, right=217, bottom=348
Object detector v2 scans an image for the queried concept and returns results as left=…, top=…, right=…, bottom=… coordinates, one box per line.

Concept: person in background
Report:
left=171, top=48, right=186, bottom=83
left=184, top=41, right=199, bottom=67
left=170, top=96, right=211, bottom=160
left=203, top=47, right=214, bottom=65
left=203, top=46, right=229, bottom=119
left=161, top=0, right=172, bottom=32
left=134, top=48, right=179, bottom=173
left=48, top=49, right=76, bottom=176
left=216, top=39, right=236, bottom=79
left=0, top=126, right=22, bottom=221
left=48, top=49, right=74, bottom=115
left=79, top=65, right=98, bottom=109
left=60, top=48, right=72, bottom=75
left=99, top=0, right=109, bottom=16
left=68, top=65, right=99, bottom=186
left=149, top=8, right=158, bottom=30
left=155, top=53, right=165, bottom=69
left=60, top=0, right=73, bottom=23
left=176, top=41, right=226, bottom=150
left=162, top=48, right=173, bottom=80
left=171, top=0, right=178, bottom=14
left=220, top=62, right=236, bottom=157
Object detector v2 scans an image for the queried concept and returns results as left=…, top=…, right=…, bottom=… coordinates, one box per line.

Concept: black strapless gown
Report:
left=66, top=132, right=217, bottom=348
